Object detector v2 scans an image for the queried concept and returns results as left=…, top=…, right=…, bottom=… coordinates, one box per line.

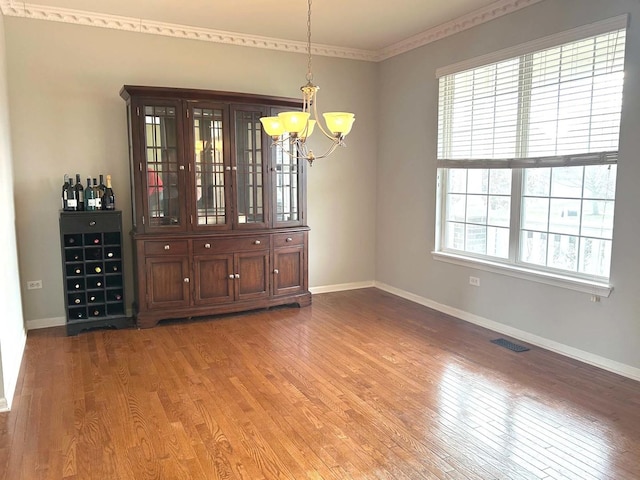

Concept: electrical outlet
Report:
left=27, top=280, right=42, bottom=290
left=469, top=276, right=480, bottom=287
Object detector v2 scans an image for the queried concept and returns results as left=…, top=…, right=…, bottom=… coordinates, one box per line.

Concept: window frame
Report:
left=432, top=16, right=628, bottom=296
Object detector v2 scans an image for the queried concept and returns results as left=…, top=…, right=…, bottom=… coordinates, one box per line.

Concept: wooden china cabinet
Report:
left=120, top=85, right=311, bottom=328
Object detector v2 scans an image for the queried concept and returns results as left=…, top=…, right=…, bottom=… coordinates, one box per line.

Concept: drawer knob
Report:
left=228, top=274, right=235, bottom=279
left=274, top=269, right=279, bottom=275
left=183, top=277, right=190, bottom=283
left=179, top=165, right=185, bottom=170
left=286, top=237, right=293, bottom=242
left=235, top=273, right=240, bottom=279
left=254, top=240, right=261, bottom=245
left=204, top=243, right=211, bottom=249
left=232, top=166, right=237, bottom=171
left=164, top=245, right=170, bottom=250
left=225, top=166, right=231, bottom=171
left=89, top=221, right=96, bottom=226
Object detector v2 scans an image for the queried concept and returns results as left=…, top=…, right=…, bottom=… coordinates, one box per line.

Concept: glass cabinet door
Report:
left=192, top=105, right=229, bottom=228
left=143, top=103, right=184, bottom=228
left=273, top=138, right=304, bottom=226
left=233, top=107, right=268, bottom=228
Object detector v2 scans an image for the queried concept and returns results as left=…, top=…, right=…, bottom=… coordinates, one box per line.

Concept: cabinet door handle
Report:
left=232, top=166, right=237, bottom=171
left=235, top=274, right=240, bottom=279
left=286, top=237, right=293, bottom=242
left=89, top=221, right=96, bottom=226
left=225, top=166, right=231, bottom=171
left=253, top=240, right=261, bottom=245
left=228, top=274, right=235, bottom=279
left=183, top=278, right=190, bottom=283
left=164, top=245, right=170, bottom=250
left=204, top=243, right=211, bottom=249
left=179, top=165, right=185, bottom=170
left=273, top=269, right=279, bottom=274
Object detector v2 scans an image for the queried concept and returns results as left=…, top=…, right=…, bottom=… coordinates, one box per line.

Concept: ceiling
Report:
left=3, top=0, right=538, bottom=54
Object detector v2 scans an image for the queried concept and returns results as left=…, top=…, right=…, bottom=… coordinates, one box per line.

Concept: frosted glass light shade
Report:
left=260, top=117, right=285, bottom=137
left=278, top=111, right=310, bottom=134
left=323, top=112, right=355, bottom=136
left=300, top=119, right=316, bottom=140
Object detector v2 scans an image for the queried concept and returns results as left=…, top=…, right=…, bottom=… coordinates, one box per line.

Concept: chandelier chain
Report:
left=306, top=0, right=313, bottom=82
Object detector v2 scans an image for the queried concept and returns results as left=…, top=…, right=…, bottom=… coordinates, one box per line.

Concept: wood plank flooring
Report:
left=1, top=288, right=639, bottom=479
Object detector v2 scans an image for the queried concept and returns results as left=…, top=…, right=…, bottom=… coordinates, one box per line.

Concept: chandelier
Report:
left=259, top=0, right=355, bottom=166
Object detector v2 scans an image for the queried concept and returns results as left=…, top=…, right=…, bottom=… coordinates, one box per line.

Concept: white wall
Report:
left=0, top=12, right=27, bottom=410
left=4, top=18, right=378, bottom=327
left=377, top=0, right=640, bottom=373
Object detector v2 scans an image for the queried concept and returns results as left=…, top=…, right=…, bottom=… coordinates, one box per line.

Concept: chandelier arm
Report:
left=306, top=139, right=342, bottom=162
left=310, top=89, right=336, bottom=141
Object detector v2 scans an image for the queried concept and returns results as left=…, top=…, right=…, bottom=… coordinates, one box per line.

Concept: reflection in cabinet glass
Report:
left=145, top=104, right=182, bottom=227
left=194, top=107, right=227, bottom=226
left=234, top=108, right=266, bottom=227
left=275, top=138, right=300, bottom=223
left=121, top=86, right=311, bottom=329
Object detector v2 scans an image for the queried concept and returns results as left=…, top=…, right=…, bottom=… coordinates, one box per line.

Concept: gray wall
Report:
left=5, top=18, right=378, bottom=325
left=0, top=12, right=26, bottom=409
left=377, top=0, right=640, bottom=370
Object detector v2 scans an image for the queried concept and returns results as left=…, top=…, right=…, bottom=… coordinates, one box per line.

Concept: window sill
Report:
left=431, top=251, right=613, bottom=297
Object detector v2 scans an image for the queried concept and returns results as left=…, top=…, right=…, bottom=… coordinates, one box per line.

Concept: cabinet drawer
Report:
left=144, top=240, right=189, bottom=256
left=273, top=232, right=305, bottom=248
left=192, top=235, right=270, bottom=254
left=60, top=211, right=121, bottom=234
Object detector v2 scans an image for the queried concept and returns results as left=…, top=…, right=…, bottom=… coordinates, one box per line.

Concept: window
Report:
left=436, top=18, right=626, bottom=284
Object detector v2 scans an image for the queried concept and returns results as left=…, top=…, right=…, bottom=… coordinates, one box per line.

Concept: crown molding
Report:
left=0, top=0, right=378, bottom=61
left=376, top=0, right=546, bottom=61
left=1, top=0, right=543, bottom=62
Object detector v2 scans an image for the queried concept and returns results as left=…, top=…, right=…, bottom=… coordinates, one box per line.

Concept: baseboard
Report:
left=374, top=281, right=640, bottom=382
left=2, top=328, right=27, bottom=411
left=310, top=281, right=375, bottom=295
left=26, top=308, right=135, bottom=331
left=26, top=316, right=65, bottom=331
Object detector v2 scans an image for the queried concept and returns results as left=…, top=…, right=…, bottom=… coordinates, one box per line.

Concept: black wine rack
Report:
left=59, top=210, right=130, bottom=335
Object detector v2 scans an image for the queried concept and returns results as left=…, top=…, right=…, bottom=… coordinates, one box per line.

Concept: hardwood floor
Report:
left=1, top=288, right=639, bottom=479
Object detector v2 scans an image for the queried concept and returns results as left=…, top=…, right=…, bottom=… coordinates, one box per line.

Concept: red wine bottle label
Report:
left=74, top=299, right=80, bottom=304
left=94, top=238, right=100, bottom=244
left=75, top=284, right=80, bottom=289
left=75, top=269, right=81, bottom=274
left=107, top=252, right=114, bottom=257
left=95, top=267, right=102, bottom=273
left=67, top=199, right=77, bottom=208
left=97, top=282, right=102, bottom=287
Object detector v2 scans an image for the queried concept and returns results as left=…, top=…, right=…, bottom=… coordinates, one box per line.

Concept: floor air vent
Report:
left=491, top=338, right=530, bottom=352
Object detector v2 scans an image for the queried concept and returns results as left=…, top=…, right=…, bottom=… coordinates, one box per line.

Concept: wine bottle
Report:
left=103, top=175, right=115, bottom=210
left=93, top=178, right=102, bottom=210
left=98, top=174, right=106, bottom=202
left=75, top=174, right=84, bottom=211
left=66, top=178, right=78, bottom=211
left=85, top=177, right=96, bottom=211
left=61, top=174, right=70, bottom=209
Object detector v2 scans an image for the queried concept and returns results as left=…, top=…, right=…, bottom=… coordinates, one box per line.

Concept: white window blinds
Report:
left=437, top=25, right=626, bottom=169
